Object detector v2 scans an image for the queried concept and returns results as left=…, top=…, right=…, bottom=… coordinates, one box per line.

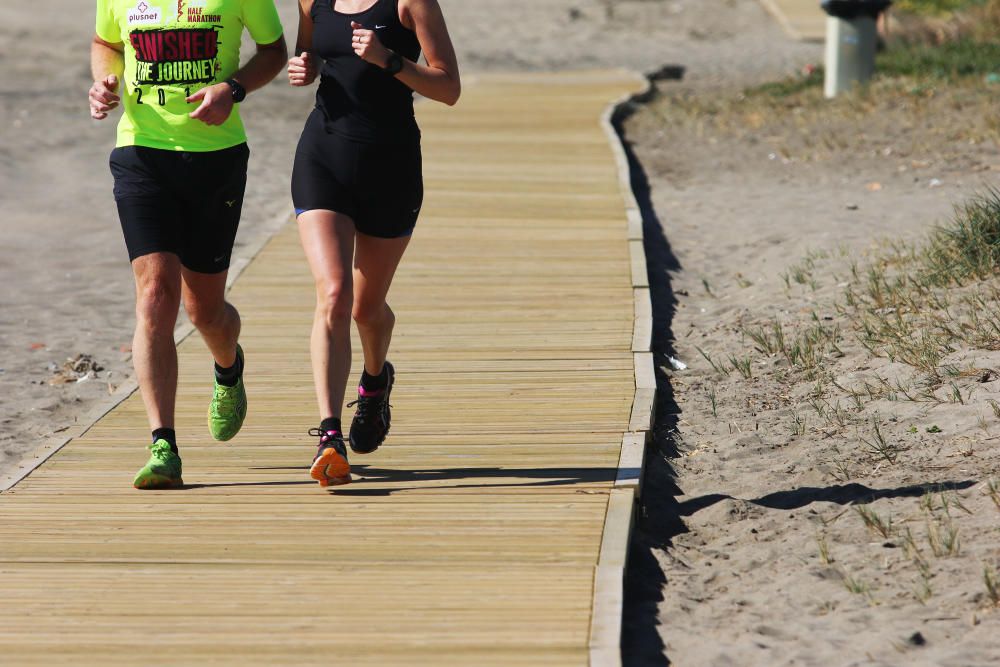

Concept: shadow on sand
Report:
left=613, top=70, right=979, bottom=667
left=612, top=69, right=684, bottom=667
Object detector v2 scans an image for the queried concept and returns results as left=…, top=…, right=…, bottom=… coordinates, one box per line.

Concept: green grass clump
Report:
left=752, top=68, right=824, bottom=98
left=894, top=0, right=988, bottom=15
left=922, top=189, right=1000, bottom=286
left=840, top=190, right=1000, bottom=379
left=877, top=38, right=1000, bottom=79
left=744, top=38, right=1000, bottom=101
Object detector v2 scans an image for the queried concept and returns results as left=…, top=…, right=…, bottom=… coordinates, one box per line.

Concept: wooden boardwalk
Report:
left=759, top=0, right=827, bottom=41
left=0, top=71, right=647, bottom=666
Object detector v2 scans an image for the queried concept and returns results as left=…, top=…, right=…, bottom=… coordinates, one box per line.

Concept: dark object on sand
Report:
left=821, top=0, right=892, bottom=20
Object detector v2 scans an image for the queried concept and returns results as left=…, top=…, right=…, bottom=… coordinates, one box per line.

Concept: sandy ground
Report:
left=621, top=21, right=1000, bottom=667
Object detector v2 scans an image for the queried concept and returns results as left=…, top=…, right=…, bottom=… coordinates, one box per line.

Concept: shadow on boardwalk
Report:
left=334, top=466, right=619, bottom=495
left=238, top=464, right=620, bottom=496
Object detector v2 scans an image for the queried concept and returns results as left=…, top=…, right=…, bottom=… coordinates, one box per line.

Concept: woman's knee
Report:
left=316, top=281, right=353, bottom=327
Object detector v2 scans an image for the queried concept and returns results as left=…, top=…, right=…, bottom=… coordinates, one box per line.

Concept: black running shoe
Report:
left=309, top=428, right=351, bottom=487
left=347, top=361, right=394, bottom=454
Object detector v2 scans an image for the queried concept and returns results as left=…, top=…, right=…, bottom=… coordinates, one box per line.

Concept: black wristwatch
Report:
left=383, top=52, right=404, bottom=76
left=225, top=78, right=247, bottom=103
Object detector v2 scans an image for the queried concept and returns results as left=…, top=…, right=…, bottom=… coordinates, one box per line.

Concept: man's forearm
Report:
left=91, top=38, right=124, bottom=82
left=231, top=39, right=288, bottom=93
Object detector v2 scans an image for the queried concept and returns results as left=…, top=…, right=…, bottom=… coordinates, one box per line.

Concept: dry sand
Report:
left=621, top=22, right=1000, bottom=667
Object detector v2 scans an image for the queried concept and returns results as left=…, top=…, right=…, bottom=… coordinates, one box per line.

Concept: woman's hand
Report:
left=288, top=51, right=318, bottom=86
left=351, top=21, right=391, bottom=68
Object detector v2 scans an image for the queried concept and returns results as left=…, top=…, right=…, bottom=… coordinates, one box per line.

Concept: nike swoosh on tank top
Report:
left=311, top=0, right=422, bottom=145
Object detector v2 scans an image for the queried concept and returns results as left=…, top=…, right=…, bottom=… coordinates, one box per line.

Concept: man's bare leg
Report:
left=131, top=253, right=183, bottom=431
left=182, top=268, right=241, bottom=368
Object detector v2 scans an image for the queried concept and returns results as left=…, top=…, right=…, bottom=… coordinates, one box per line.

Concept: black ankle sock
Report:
left=320, top=417, right=342, bottom=434
left=360, top=366, right=388, bottom=392
left=152, top=428, right=178, bottom=454
left=214, top=350, right=243, bottom=387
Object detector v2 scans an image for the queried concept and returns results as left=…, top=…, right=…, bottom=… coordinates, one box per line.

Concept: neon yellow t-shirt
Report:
left=95, top=0, right=283, bottom=152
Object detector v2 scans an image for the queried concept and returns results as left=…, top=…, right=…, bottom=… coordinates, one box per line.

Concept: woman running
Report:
left=287, top=0, right=459, bottom=486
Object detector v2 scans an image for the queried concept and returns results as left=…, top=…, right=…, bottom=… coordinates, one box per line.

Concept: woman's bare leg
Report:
left=352, top=232, right=411, bottom=376
left=297, top=210, right=356, bottom=421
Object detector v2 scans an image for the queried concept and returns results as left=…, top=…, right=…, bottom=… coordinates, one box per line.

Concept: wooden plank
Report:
left=634, top=352, right=656, bottom=390
left=758, top=0, right=827, bottom=41
left=632, top=287, right=652, bottom=353
left=629, top=240, right=648, bottom=288
left=588, top=489, right=636, bottom=667
left=615, top=432, right=648, bottom=499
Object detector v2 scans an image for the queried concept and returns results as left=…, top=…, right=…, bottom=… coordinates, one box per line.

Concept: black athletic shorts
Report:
left=291, top=109, right=423, bottom=239
left=109, top=143, right=249, bottom=273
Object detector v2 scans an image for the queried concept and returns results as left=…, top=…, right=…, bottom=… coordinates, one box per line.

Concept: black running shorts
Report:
left=109, top=143, right=249, bottom=274
left=291, top=110, right=423, bottom=239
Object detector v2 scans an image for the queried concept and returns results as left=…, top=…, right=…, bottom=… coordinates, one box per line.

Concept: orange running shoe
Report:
left=309, top=428, right=351, bottom=487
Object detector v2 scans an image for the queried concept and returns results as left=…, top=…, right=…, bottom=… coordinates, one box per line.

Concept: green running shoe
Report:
left=208, top=344, right=247, bottom=442
left=133, top=440, right=183, bottom=490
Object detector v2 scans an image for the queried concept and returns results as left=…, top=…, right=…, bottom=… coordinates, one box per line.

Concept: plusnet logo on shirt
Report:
left=127, top=1, right=162, bottom=26
left=130, top=28, right=220, bottom=85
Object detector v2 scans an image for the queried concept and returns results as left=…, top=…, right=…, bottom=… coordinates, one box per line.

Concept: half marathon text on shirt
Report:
left=177, top=0, right=222, bottom=23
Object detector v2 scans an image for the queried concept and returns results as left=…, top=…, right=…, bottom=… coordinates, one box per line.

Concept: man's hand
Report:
left=351, top=21, right=390, bottom=67
left=288, top=51, right=318, bottom=86
left=187, top=83, right=235, bottom=126
left=89, top=75, right=120, bottom=120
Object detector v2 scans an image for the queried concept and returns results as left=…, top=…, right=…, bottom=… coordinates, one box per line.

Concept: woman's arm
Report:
left=288, top=0, right=319, bottom=86
left=353, top=0, right=460, bottom=106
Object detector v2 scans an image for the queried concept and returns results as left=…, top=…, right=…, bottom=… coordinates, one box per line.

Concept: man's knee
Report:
left=352, top=300, right=391, bottom=329
left=136, top=277, right=181, bottom=328
left=185, top=295, right=228, bottom=331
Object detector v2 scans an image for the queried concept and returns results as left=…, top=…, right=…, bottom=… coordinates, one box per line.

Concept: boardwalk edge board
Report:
left=590, top=71, right=655, bottom=667
left=758, top=0, right=804, bottom=40
left=632, top=287, right=652, bottom=353
left=0, top=209, right=293, bottom=493
left=614, top=433, right=647, bottom=499
left=757, top=0, right=827, bottom=42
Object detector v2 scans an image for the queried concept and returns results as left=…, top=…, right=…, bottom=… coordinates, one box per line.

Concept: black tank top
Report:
left=311, top=0, right=422, bottom=144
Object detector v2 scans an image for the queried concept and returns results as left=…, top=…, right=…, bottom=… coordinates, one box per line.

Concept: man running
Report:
left=89, top=0, right=286, bottom=489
